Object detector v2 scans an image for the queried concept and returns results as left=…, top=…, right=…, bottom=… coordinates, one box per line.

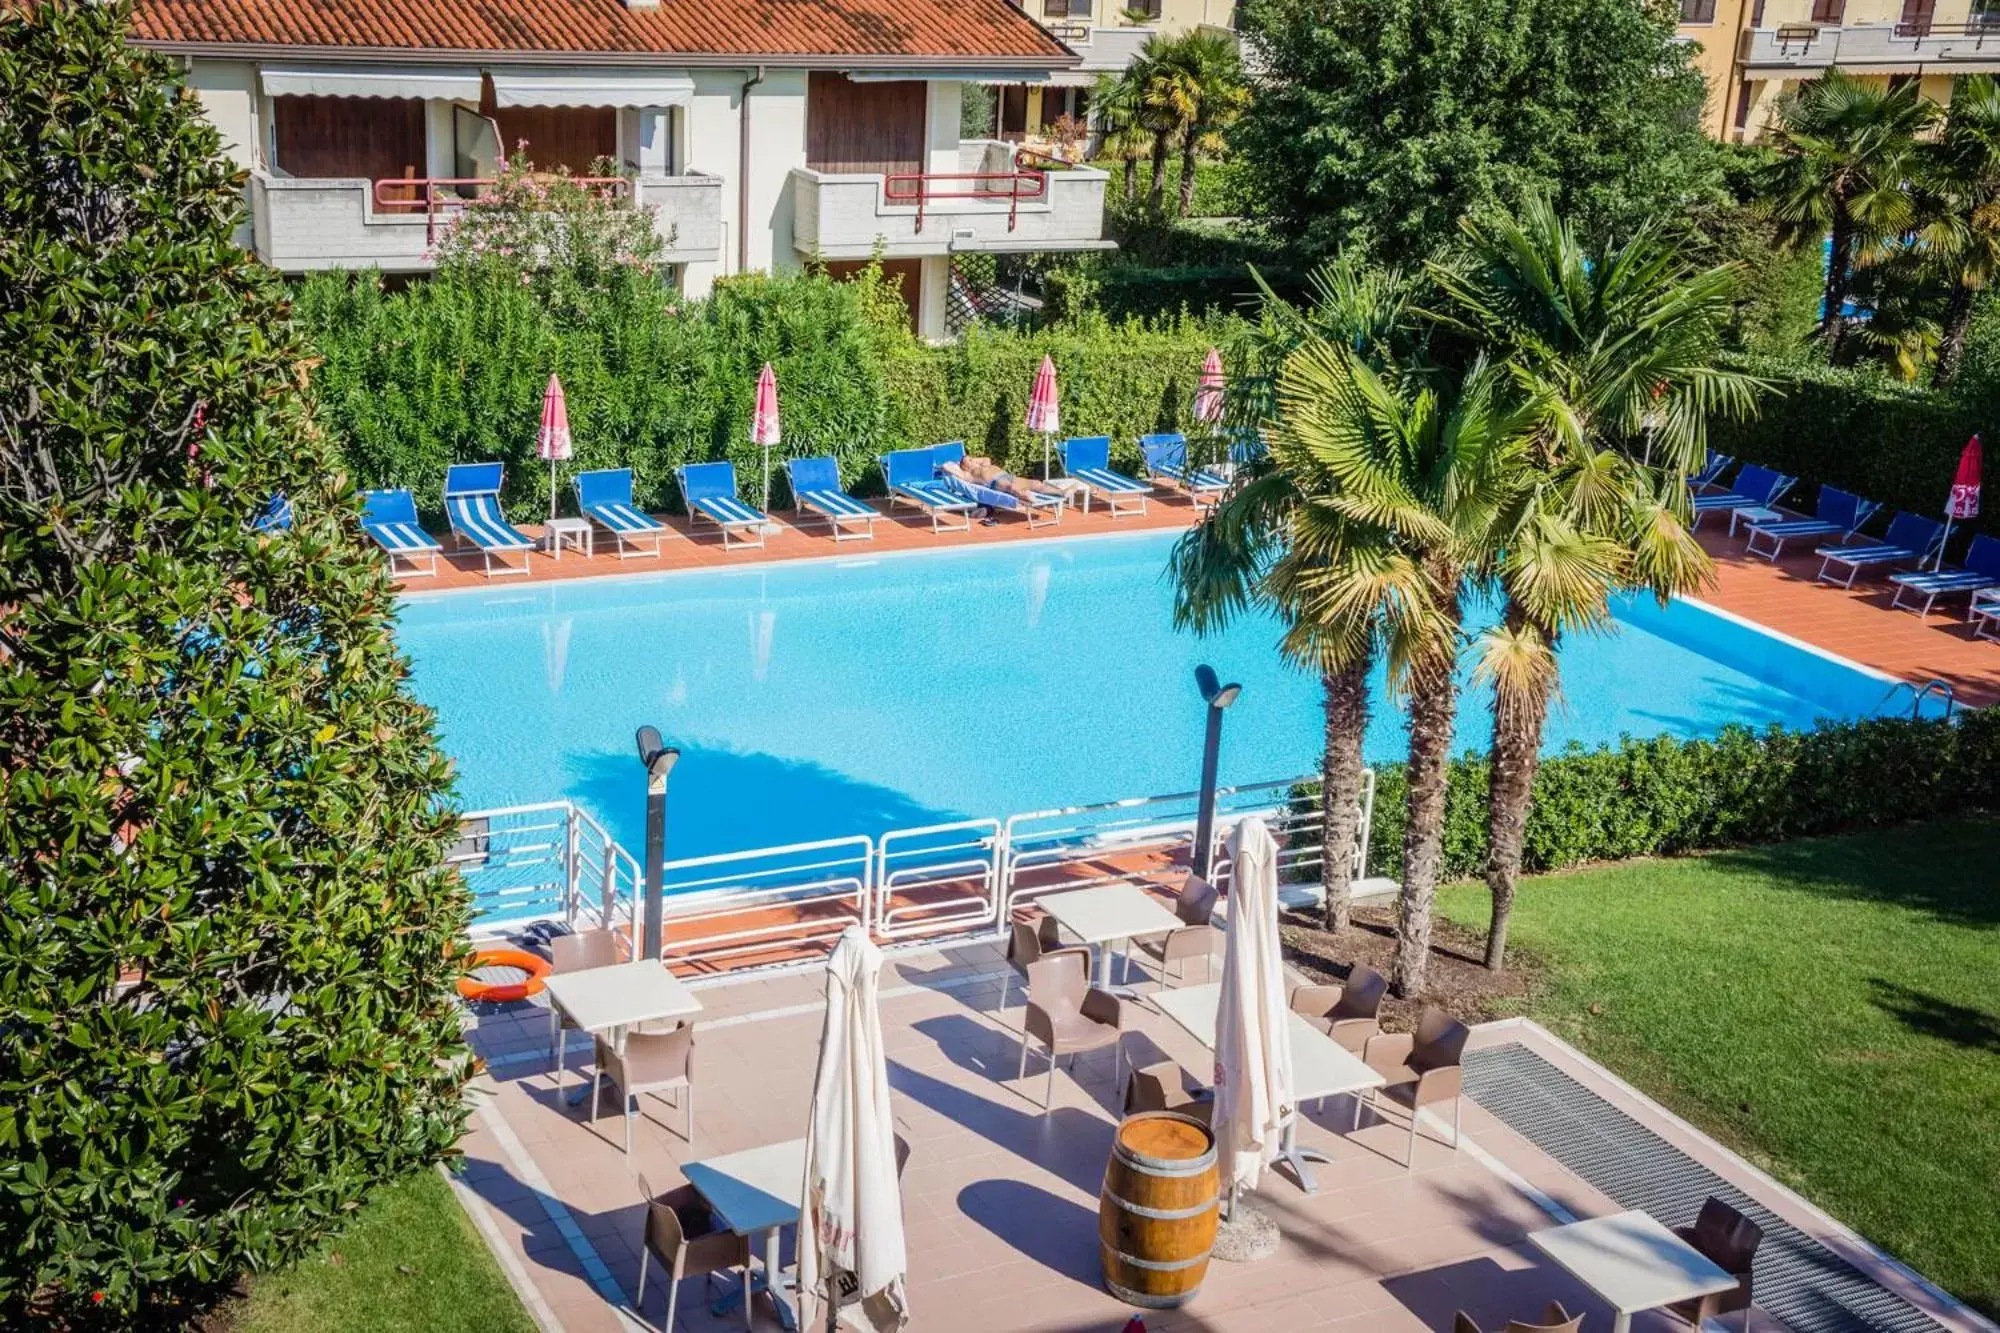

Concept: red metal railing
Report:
left=370, top=176, right=630, bottom=245
left=881, top=167, right=1048, bottom=233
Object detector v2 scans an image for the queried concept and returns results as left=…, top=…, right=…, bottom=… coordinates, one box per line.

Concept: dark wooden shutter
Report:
left=806, top=74, right=926, bottom=179
left=273, top=95, right=425, bottom=183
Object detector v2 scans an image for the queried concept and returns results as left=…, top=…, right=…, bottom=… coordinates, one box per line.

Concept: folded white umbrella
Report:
left=798, top=925, right=909, bottom=1333
left=1210, top=816, right=1294, bottom=1197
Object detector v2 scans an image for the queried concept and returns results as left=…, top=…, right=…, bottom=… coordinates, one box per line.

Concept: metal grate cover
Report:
left=1464, top=1042, right=1949, bottom=1333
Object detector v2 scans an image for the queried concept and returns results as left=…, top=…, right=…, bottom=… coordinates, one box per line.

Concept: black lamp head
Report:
left=634, top=725, right=679, bottom=778
left=1195, top=664, right=1243, bottom=710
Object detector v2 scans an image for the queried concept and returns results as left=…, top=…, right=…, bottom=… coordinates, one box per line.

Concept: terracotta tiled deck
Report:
left=1693, top=525, right=1999, bottom=708
left=448, top=936, right=1984, bottom=1333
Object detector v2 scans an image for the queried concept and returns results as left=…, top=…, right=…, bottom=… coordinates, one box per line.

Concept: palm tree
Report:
left=1130, top=39, right=1185, bottom=214
left=1145, top=30, right=1250, bottom=218
left=1428, top=198, right=1761, bottom=971
left=1918, top=74, right=2000, bottom=386
left=1762, top=71, right=1936, bottom=352
left=1092, top=71, right=1149, bottom=203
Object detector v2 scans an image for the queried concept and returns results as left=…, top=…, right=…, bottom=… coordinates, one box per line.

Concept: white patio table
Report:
left=1036, top=882, right=1185, bottom=988
left=542, top=962, right=701, bottom=1103
left=683, top=1136, right=807, bottom=1332
left=1153, top=980, right=1383, bottom=1193
left=1528, top=1209, right=1739, bottom=1333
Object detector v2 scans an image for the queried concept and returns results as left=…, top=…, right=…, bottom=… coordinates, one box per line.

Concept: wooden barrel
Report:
left=1099, top=1111, right=1220, bottom=1308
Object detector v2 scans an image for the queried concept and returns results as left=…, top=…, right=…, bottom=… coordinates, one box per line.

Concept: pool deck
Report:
left=394, top=495, right=1997, bottom=708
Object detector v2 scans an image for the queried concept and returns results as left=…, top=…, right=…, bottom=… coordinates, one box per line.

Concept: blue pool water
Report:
left=396, top=531, right=1894, bottom=860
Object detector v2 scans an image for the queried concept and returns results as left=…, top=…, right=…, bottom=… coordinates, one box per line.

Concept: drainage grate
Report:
left=1464, top=1042, right=1947, bottom=1333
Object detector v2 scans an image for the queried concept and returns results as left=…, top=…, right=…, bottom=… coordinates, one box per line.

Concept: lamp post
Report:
left=1190, top=665, right=1242, bottom=880
left=633, top=725, right=680, bottom=962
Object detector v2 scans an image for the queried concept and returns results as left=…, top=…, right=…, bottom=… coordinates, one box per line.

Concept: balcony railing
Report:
left=882, top=163, right=1049, bottom=234
left=1895, top=17, right=2000, bottom=41
left=371, top=175, right=629, bottom=247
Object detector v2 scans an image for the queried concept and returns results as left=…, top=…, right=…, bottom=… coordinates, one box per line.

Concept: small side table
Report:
left=1043, top=477, right=1091, bottom=514
left=544, top=516, right=592, bottom=560
left=1730, top=505, right=1783, bottom=538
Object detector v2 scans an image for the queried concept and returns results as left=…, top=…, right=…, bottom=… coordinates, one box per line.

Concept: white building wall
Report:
left=186, top=58, right=259, bottom=167
left=925, top=81, right=961, bottom=176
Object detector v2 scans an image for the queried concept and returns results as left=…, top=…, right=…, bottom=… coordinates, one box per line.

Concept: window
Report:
left=1681, top=0, right=1716, bottom=23
left=1752, top=0, right=1766, bottom=23
left=1131, top=0, right=1163, bottom=16
left=1898, top=0, right=1935, bottom=31
left=1734, top=79, right=1753, bottom=134
left=1810, top=0, right=1844, bottom=22
left=1043, top=0, right=1073, bottom=16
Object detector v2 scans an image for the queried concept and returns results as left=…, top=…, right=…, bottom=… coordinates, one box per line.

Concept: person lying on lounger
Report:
left=943, top=455, right=1052, bottom=506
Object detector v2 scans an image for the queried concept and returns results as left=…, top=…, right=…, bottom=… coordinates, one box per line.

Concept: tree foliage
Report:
left=1231, top=0, right=1719, bottom=267
left=0, top=3, right=471, bottom=1323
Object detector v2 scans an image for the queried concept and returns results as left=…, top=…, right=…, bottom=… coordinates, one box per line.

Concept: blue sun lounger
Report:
left=1056, top=436, right=1149, bottom=517
left=361, top=488, right=443, bottom=577
left=880, top=446, right=978, bottom=533
left=250, top=492, right=293, bottom=534
left=676, top=461, right=766, bottom=551
left=1890, top=533, right=2000, bottom=616
left=933, top=441, right=1064, bottom=528
left=443, top=463, right=534, bottom=578
left=1139, top=432, right=1230, bottom=506
left=1692, top=450, right=1733, bottom=491
left=784, top=456, right=879, bottom=542
left=1691, top=463, right=1796, bottom=531
left=1815, top=512, right=1946, bottom=588
left=574, top=468, right=668, bottom=559
left=1743, top=485, right=1878, bottom=562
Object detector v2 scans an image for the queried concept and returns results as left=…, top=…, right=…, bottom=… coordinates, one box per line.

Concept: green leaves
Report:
left=1, top=3, right=470, bottom=1323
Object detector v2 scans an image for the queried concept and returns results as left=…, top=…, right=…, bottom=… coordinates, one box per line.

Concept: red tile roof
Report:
left=128, top=0, right=1074, bottom=65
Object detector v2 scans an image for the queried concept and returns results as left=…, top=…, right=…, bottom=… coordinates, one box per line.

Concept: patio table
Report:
left=1036, top=883, right=1186, bottom=988
left=683, top=1137, right=807, bottom=1332
left=1527, top=1209, right=1739, bottom=1333
left=542, top=962, right=701, bottom=1103
left=1153, top=981, right=1384, bottom=1193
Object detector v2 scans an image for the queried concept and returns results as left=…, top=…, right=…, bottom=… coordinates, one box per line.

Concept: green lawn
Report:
left=224, top=1169, right=535, bottom=1333
left=1438, top=817, right=2000, bottom=1318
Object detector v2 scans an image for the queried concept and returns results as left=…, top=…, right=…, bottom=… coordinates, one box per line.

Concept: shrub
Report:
left=0, top=4, right=471, bottom=1323
left=1346, top=709, right=2000, bottom=883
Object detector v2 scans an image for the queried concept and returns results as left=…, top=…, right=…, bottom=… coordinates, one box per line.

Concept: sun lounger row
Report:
left=1703, top=458, right=2000, bottom=626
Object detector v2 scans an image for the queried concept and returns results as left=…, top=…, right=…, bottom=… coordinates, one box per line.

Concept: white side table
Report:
left=1043, top=477, right=1091, bottom=513
left=544, top=515, right=592, bottom=560
left=1730, top=505, right=1783, bottom=537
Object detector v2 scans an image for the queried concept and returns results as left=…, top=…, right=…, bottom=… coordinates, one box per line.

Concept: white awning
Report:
left=259, top=65, right=482, bottom=101
left=490, top=68, right=695, bottom=109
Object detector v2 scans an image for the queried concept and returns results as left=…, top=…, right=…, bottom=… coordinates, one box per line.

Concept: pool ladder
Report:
left=1880, top=677, right=1957, bottom=720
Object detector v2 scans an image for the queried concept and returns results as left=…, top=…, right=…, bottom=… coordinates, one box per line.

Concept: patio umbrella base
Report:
left=1211, top=1200, right=1280, bottom=1263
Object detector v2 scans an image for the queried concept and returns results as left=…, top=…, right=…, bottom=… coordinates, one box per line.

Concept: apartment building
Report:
left=126, top=0, right=1113, bottom=336
left=1678, top=0, right=2000, bottom=139
left=986, top=0, right=1240, bottom=143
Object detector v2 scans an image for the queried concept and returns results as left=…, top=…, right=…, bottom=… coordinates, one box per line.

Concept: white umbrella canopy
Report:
left=798, top=925, right=909, bottom=1333
left=1210, top=816, right=1294, bottom=1198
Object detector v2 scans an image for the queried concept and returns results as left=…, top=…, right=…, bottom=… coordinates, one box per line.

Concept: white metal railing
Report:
left=460, top=768, right=1379, bottom=966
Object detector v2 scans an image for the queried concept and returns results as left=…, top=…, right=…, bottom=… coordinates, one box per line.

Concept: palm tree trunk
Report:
left=1148, top=138, right=1170, bottom=213
left=1177, top=130, right=1201, bottom=218
left=1318, top=657, right=1372, bottom=935
left=1934, top=279, right=1977, bottom=387
left=1122, top=155, right=1137, bottom=201
left=1482, top=670, right=1549, bottom=974
left=1822, top=209, right=1854, bottom=352
left=1391, top=584, right=1462, bottom=999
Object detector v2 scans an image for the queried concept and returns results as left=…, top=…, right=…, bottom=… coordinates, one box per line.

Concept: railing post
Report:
left=563, top=804, right=581, bottom=928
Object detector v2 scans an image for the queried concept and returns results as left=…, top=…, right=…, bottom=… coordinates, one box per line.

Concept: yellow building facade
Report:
left=989, top=0, right=1240, bottom=142
left=1678, top=0, right=1995, bottom=140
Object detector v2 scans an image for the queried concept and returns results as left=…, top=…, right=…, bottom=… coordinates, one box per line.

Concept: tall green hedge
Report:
left=295, top=266, right=1237, bottom=515
left=1712, top=359, right=1996, bottom=541
left=1344, top=709, right=2000, bottom=883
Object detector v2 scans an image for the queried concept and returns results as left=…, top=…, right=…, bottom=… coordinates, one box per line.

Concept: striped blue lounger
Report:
left=1139, top=432, right=1230, bottom=506
left=880, top=446, right=978, bottom=533
left=1743, top=485, right=1878, bottom=562
left=1057, top=435, right=1149, bottom=517
left=785, top=456, right=879, bottom=541
left=1890, top=533, right=2000, bottom=617
left=443, top=462, right=534, bottom=578
left=361, top=488, right=443, bottom=577
left=1691, top=450, right=1733, bottom=491
left=1815, top=512, right=1946, bottom=589
left=575, top=468, right=668, bottom=559
left=932, top=442, right=1063, bottom=529
left=676, top=461, right=767, bottom=551
left=1690, top=463, right=1795, bottom=531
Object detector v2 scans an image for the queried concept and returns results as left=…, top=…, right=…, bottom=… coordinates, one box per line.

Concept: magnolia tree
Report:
left=0, top=2, right=471, bottom=1323
left=434, top=151, right=673, bottom=319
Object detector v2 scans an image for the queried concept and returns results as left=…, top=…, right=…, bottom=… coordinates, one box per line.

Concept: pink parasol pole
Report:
left=1936, top=433, right=1983, bottom=570
left=537, top=373, right=573, bottom=521
left=751, top=362, right=781, bottom=515
left=1026, top=354, right=1060, bottom=479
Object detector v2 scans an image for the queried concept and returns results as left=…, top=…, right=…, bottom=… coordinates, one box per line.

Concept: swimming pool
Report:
left=396, top=530, right=1894, bottom=861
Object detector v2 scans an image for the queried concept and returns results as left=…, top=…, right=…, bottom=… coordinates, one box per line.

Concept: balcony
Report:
left=246, top=169, right=725, bottom=274
left=790, top=142, right=1112, bottom=260
left=1742, top=18, right=2000, bottom=73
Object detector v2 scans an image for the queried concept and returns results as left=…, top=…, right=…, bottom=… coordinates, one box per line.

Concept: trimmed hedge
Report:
left=1711, top=359, right=1996, bottom=542
left=1343, top=709, right=2000, bottom=883
left=296, top=266, right=1237, bottom=514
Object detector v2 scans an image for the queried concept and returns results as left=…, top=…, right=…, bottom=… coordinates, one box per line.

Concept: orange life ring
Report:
left=457, top=947, right=552, bottom=1004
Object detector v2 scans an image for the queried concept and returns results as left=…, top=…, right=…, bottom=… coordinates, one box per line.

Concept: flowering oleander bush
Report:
left=0, top=3, right=472, bottom=1323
